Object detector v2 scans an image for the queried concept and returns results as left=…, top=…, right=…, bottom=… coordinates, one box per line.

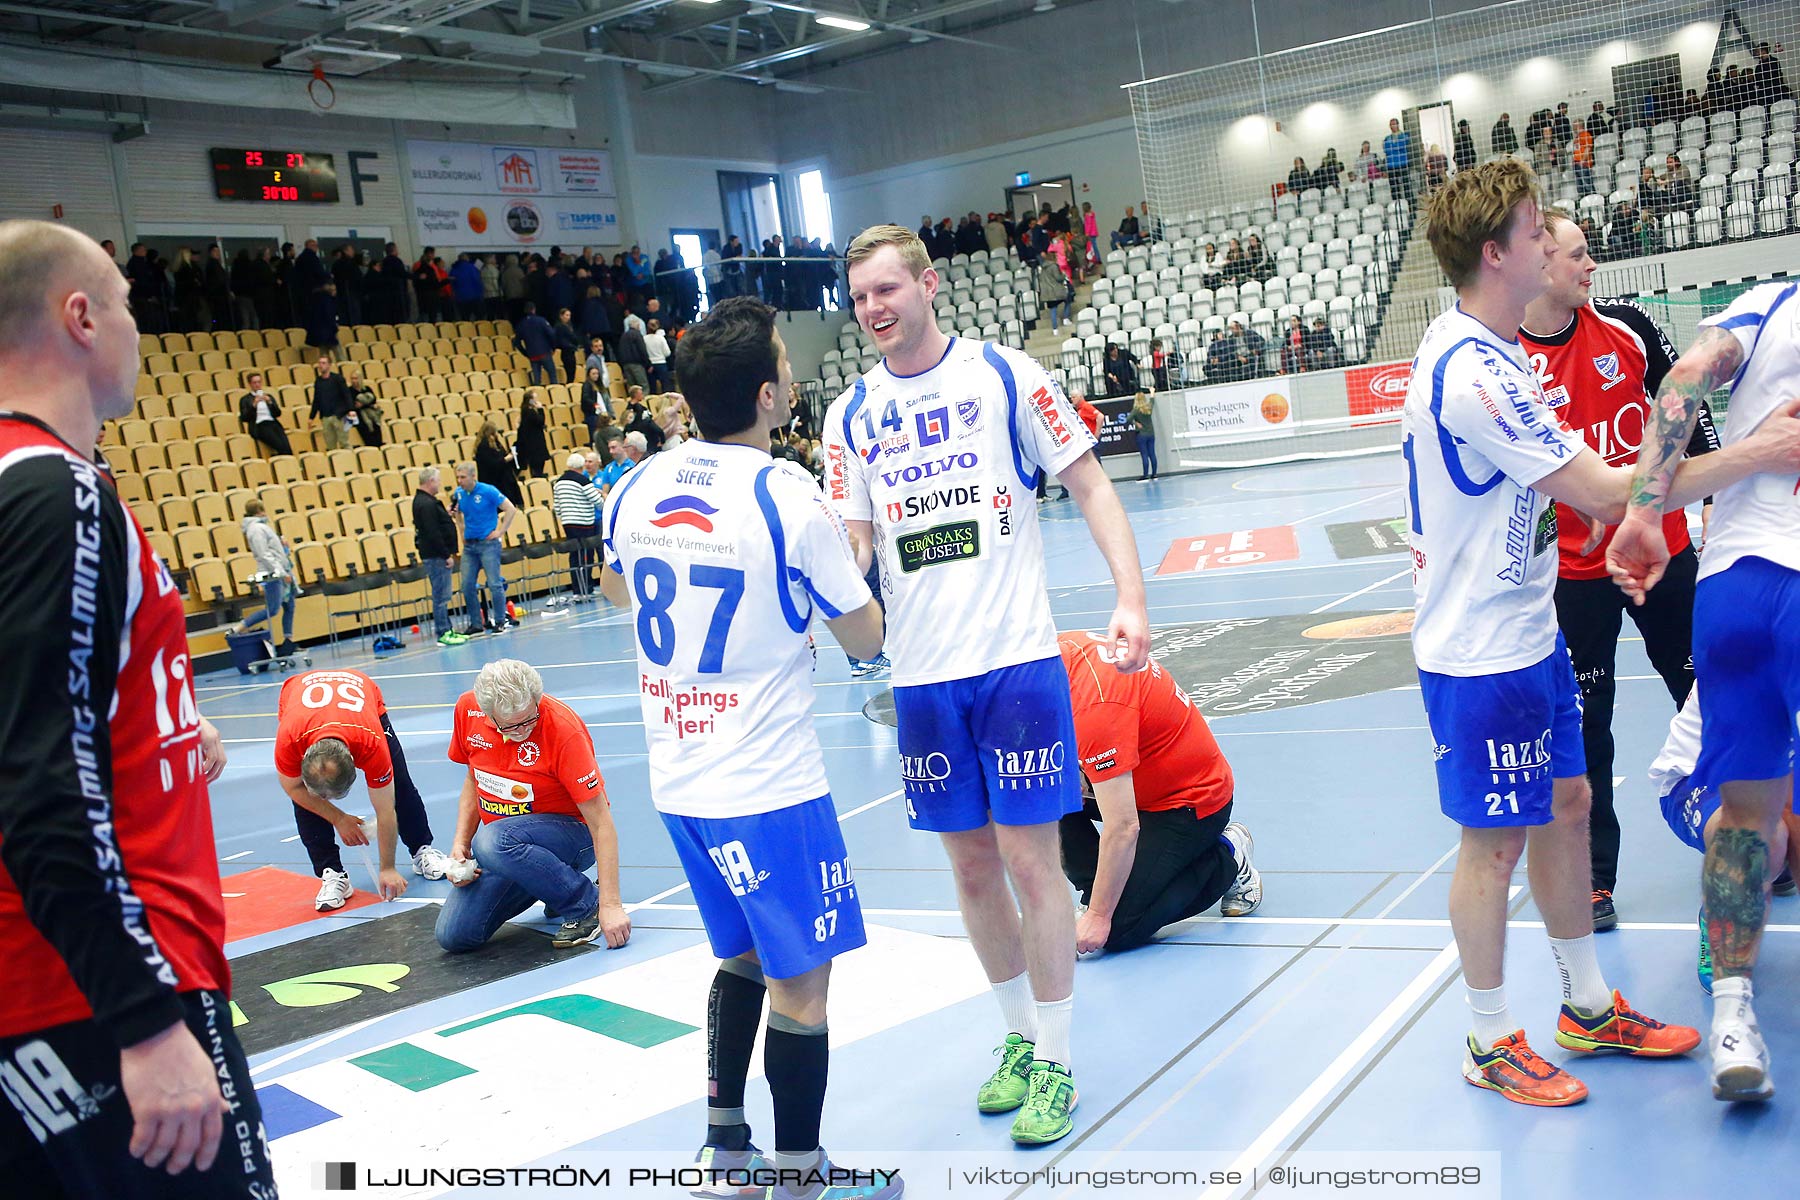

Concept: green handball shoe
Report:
left=976, top=1033, right=1036, bottom=1113
left=1009, top=1061, right=1078, bottom=1145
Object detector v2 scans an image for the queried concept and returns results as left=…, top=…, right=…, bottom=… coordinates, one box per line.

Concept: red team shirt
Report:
left=274, top=668, right=395, bottom=786
left=448, top=692, right=604, bottom=823
left=0, top=418, right=227, bottom=1039
left=1518, top=298, right=1716, bottom=580
left=1058, top=632, right=1233, bottom=816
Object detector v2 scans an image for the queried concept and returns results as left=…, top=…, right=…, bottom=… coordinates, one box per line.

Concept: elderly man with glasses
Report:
left=435, top=659, right=632, bottom=953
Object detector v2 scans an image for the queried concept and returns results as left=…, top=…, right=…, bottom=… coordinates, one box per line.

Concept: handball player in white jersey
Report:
left=822, top=225, right=1148, bottom=1145
left=1403, top=160, right=1800, bottom=1107
left=603, top=297, right=895, bottom=1199
left=1610, top=278, right=1800, bottom=1101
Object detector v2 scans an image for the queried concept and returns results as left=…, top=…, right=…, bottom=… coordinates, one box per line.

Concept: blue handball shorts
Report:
left=1660, top=772, right=1800, bottom=854
left=660, top=795, right=867, bottom=980
left=1418, top=635, right=1586, bottom=828
left=891, top=655, right=1083, bottom=833
left=1694, top=555, right=1800, bottom=787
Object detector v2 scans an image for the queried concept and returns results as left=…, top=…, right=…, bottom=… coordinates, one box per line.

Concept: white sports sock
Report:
left=1713, top=975, right=1755, bottom=1029
left=1034, top=995, right=1074, bottom=1070
left=1465, top=983, right=1513, bottom=1051
left=1547, top=934, right=1611, bottom=1013
left=993, top=971, right=1038, bottom=1043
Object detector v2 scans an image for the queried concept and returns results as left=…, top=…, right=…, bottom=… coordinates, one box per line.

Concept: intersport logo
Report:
left=880, top=452, right=978, bottom=487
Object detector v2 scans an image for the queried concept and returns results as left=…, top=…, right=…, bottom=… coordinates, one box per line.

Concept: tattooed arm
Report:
left=1605, top=326, right=1746, bottom=603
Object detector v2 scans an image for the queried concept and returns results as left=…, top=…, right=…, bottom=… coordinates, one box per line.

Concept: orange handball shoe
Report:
left=1463, top=1031, right=1589, bottom=1106
left=1555, top=989, right=1701, bottom=1056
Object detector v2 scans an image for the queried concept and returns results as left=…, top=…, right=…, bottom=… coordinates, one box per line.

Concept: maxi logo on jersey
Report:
left=885, top=484, right=981, bottom=524
left=879, top=451, right=979, bottom=488
left=650, top=495, right=718, bottom=533
left=826, top=443, right=849, bottom=501
left=1029, top=385, right=1074, bottom=448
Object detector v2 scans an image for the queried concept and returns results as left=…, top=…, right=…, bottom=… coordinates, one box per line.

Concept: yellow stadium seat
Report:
left=115, top=473, right=149, bottom=506
left=238, top=455, right=271, bottom=487
left=407, top=443, right=435, bottom=470
left=329, top=539, right=364, bottom=578
left=209, top=462, right=244, bottom=492
left=173, top=527, right=212, bottom=567
left=401, top=377, right=427, bottom=398
left=368, top=341, right=395, bottom=361
left=271, top=456, right=302, bottom=485
left=386, top=418, right=416, bottom=445
left=320, top=449, right=352, bottom=477
left=210, top=521, right=248, bottom=561
left=238, top=331, right=265, bottom=351
left=143, top=468, right=179, bottom=501
left=177, top=465, right=211, bottom=496
left=200, top=351, right=229, bottom=372
left=132, top=444, right=168, bottom=473
left=526, top=508, right=556, bottom=541
left=258, top=482, right=291, bottom=511
left=381, top=444, right=411, bottom=471
left=381, top=468, right=414, bottom=497
left=220, top=488, right=255, bottom=518
left=172, top=351, right=203, bottom=374
left=319, top=478, right=352, bottom=508
left=368, top=499, right=401, bottom=531
left=289, top=480, right=322, bottom=511
left=190, top=559, right=238, bottom=605
left=181, top=371, right=211, bottom=395
left=294, top=543, right=332, bottom=585
left=194, top=492, right=230, bottom=526
left=144, top=353, right=175, bottom=376
left=355, top=447, right=383, bottom=473
left=307, top=509, right=342, bottom=542
left=274, top=511, right=309, bottom=545
left=139, top=333, right=161, bottom=356
left=358, top=532, right=394, bottom=571
left=349, top=474, right=381, bottom=504
left=300, top=451, right=332, bottom=479
left=376, top=379, right=405, bottom=401
left=391, top=527, right=417, bottom=565
left=167, top=443, right=199, bottom=471
left=211, top=413, right=239, bottom=440
left=158, top=496, right=196, bottom=529
left=144, top=528, right=177, bottom=568
left=187, top=332, right=215, bottom=353
left=340, top=505, right=372, bottom=538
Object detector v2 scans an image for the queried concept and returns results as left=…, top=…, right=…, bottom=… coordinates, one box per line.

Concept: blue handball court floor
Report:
left=195, top=451, right=1800, bottom=1199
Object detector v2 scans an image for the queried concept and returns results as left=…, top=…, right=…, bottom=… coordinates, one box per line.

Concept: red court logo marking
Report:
left=1156, top=526, right=1300, bottom=575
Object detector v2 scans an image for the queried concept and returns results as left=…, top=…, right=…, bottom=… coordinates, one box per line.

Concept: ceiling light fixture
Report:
left=774, top=79, right=826, bottom=93
left=1033, top=0, right=1055, bottom=11
left=816, top=15, right=871, bottom=31
left=637, top=60, right=699, bottom=77
left=908, top=31, right=929, bottom=42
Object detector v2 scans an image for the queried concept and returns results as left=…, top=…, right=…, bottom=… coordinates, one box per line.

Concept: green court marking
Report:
left=263, top=964, right=410, bottom=1008
left=349, top=1042, right=476, bottom=1092
left=230, top=1001, right=248, bottom=1028
left=437, top=995, right=696, bottom=1049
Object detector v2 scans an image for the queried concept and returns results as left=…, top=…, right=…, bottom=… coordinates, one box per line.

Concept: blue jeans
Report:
left=1139, top=434, right=1158, bottom=477
left=434, top=813, right=597, bottom=952
left=425, top=557, right=453, bottom=635
left=1047, top=295, right=1072, bottom=330
left=461, top=537, right=507, bottom=629
left=242, top=577, right=294, bottom=640
left=529, top=357, right=559, bottom=385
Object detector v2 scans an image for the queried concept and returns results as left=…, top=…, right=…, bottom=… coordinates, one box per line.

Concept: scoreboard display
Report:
left=210, top=148, right=339, bottom=203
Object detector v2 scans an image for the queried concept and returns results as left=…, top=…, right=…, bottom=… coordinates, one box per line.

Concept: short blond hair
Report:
left=845, top=224, right=931, bottom=278
left=1425, top=158, right=1543, bottom=288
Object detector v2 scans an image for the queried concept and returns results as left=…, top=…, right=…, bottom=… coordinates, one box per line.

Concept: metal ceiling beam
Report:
left=643, top=0, right=1014, bottom=89
left=526, top=0, right=677, bottom=42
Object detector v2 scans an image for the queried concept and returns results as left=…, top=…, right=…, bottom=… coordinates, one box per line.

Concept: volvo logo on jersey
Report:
left=993, top=743, right=1066, bottom=789
left=1486, top=731, right=1552, bottom=783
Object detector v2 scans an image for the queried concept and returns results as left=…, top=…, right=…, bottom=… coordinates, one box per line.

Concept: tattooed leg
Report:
left=1704, top=778, right=1788, bottom=981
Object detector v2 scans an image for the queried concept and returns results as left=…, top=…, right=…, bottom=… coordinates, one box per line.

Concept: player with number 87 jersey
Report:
left=601, top=297, right=897, bottom=1199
